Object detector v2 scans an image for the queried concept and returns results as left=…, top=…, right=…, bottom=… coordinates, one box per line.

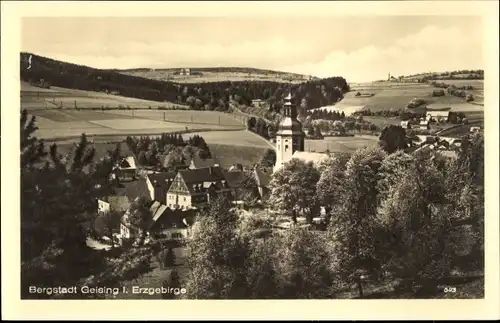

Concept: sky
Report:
left=21, top=16, right=484, bottom=83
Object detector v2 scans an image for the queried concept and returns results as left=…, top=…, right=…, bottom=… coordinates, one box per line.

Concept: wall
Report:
left=166, top=192, right=192, bottom=210
left=145, top=177, right=155, bottom=201
left=97, top=200, right=110, bottom=215
left=158, top=228, right=190, bottom=241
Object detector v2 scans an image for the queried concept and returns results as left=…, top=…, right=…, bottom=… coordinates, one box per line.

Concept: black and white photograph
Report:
left=2, top=0, right=499, bottom=320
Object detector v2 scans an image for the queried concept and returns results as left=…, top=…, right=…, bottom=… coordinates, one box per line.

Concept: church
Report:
left=273, top=92, right=330, bottom=173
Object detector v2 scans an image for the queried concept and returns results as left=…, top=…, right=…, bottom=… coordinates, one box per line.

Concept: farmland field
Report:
left=182, top=130, right=274, bottom=149
left=305, top=135, right=378, bottom=153
left=318, top=81, right=485, bottom=116
left=105, top=109, right=244, bottom=127
left=21, top=82, right=188, bottom=110
left=21, top=84, right=247, bottom=140
left=208, top=144, right=270, bottom=168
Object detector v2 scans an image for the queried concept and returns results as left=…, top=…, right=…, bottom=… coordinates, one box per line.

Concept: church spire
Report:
left=283, top=91, right=297, bottom=119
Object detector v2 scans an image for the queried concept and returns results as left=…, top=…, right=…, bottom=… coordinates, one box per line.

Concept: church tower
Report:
left=274, top=92, right=305, bottom=172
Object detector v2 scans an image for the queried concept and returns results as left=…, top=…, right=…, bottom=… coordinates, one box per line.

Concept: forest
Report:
left=21, top=53, right=350, bottom=113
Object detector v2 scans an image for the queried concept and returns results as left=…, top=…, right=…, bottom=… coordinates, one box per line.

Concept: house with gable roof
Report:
left=166, top=166, right=233, bottom=210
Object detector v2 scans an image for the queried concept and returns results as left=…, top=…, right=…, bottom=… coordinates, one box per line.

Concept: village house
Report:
left=188, top=156, right=220, bottom=170
left=253, top=167, right=272, bottom=200
left=400, top=120, right=411, bottom=129
left=166, top=166, right=233, bottom=210
left=419, top=119, right=430, bottom=130
left=426, top=109, right=450, bottom=123
left=113, top=156, right=138, bottom=182
left=252, top=99, right=265, bottom=107
left=148, top=205, right=196, bottom=241
left=145, top=171, right=177, bottom=204
left=119, top=200, right=197, bottom=243
left=97, top=195, right=131, bottom=216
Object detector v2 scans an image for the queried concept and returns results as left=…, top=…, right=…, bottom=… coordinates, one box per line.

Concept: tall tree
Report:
left=268, top=159, right=321, bottom=224
left=274, top=228, right=334, bottom=298
left=327, top=147, right=387, bottom=298
left=316, top=152, right=352, bottom=224
left=20, top=110, right=155, bottom=299
left=379, top=125, right=408, bottom=154
left=184, top=196, right=250, bottom=299
left=376, top=156, right=453, bottom=292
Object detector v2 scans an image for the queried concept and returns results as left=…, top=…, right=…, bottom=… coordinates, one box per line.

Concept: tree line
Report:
left=125, top=133, right=212, bottom=169
left=182, top=126, right=484, bottom=299
left=21, top=53, right=349, bottom=113
left=21, top=110, right=159, bottom=299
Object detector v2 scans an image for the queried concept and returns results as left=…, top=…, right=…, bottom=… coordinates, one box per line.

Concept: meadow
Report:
left=318, top=81, right=484, bottom=120
left=21, top=82, right=189, bottom=110
left=21, top=83, right=248, bottom=140
left=304, top=135, right=378, bottom=153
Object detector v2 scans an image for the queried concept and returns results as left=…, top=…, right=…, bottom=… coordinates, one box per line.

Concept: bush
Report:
left=432, top=89, right=445, bottom=97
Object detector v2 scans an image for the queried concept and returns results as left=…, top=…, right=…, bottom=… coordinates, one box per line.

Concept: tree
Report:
left=327, top=147, right=387, bottom=298
left=274, top=228, right=334, bottom=298
left=376, top=150, right=416, bottom=201
left=259, top=149, right=277, bottom=168
left=314, top=124, right=324, bottom=139
left=137, top=151, right=148, bottom=165
left=184, top=196, right=250, bottom=299
left=379, top=125, right=408, bottom=154
left=247, top=116, right=257, bottom=130
left=268, top=159, right=321, bottom=224
left=126, top=196, right=152, bottom=245
left=20, top=109, right=155, bottom=299
left=307, top=123, right=315, bottom=137
left=164, top=148, right=186, bottom=170
left=162, top=269, right=181, bottom=299
left=332, top=120, right=345, bottom=135
left=316, top=152, right=352, bottom=224
left=245, top=237, right=280, bottom=299
left=161, top=247, right=176, bottom=267
left=377, top=156, right=453, bottom=292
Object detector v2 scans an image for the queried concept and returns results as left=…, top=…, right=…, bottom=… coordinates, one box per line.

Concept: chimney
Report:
left=209, top=166, right=214, bottom=175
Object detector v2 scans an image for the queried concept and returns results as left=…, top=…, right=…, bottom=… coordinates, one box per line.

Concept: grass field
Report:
left=323, top=81, right=485, bottom=116
left=305, top=135, right=378, bottom=153
left=183, top=130, right=274, bottom=149
left=21, top=82, right=189, bottom=110
left=22, top=84, right=248, bottom=140
left=208, top=144, right=270, bottom=168
left=104, top=109, right=244, bottom=127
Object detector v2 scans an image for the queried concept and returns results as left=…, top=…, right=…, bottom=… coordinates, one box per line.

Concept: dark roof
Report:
left=254, top=167, right=272, bottom=187
left=222, top=170, right=245, bottom=189
left=149, top=207, right=196, bottom=231
left=115, top=178, right=151, bottom=201
left=179, top=166, right=226, bottom=184
left=147, top=172, right=177, bottom=189
left=190, top=157, right=220, bottom=169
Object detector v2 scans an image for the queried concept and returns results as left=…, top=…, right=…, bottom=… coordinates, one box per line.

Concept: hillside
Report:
left=373, top=69, right=484, bottom=83
left=118, top=67, right=313, bottom=84
left=20, top=52, right=349, bottom=115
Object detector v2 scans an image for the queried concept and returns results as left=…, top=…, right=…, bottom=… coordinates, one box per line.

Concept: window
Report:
left=285, top=145, right=289, bottom=152
left=172, top=232, right=183, bottom=240
left=183, top=197, right=186, bottom=202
